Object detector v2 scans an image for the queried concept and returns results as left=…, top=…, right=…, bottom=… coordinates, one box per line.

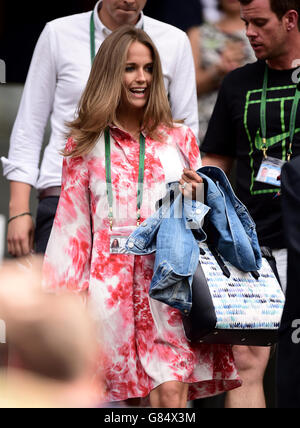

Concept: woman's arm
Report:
left=43, top=140, right=92, bottom=294
left=188, top=28, right=246, bottom=96
left=188, top=27, right=223, bottom=96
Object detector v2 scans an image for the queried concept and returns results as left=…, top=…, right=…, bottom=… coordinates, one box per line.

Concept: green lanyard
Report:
left=92, top=14, right=146, bottom=228
left=90, top=11, right=144, bottom=64
left=105, top=128, right=146, bottom=230
left=90, top=12, right=96, bottom=63
left=260, top=65, right=300, bottom=161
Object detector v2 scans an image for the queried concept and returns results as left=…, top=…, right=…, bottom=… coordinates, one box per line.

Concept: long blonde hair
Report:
left=65, top=25, right=175, bottom=157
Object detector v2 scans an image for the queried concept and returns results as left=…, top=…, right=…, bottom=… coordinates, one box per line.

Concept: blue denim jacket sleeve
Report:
left=125, top=167, right=262, bottom=313
left=149, top=195, right=209, bottom=313
left=124, top=167, right=262, bottom=314
left=183, top=198, right=210, bottom=231
left=125, top=185, right=209, bottom=255
left=196, top=166, right=262, bottom=272
left=125, top=185, right=210, bottom=314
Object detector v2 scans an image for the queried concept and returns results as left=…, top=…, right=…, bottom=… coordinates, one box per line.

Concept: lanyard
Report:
left=90, top=12, right=96, bottom=63
left=105, top=128, right=146, bottom=230
left=260, top=65, right=300, bottom=161
left=90, top=11, right=144, bottom=64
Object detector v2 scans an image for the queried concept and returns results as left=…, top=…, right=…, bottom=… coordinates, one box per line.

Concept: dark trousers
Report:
left=34, top=197, right=59, bottom=254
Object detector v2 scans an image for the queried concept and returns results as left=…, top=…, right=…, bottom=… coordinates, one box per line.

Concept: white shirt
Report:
left=1, top=1, right=198, bottom=190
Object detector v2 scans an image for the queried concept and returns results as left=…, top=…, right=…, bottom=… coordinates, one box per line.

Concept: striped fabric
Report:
left=200, top=243, right=285, bottom=330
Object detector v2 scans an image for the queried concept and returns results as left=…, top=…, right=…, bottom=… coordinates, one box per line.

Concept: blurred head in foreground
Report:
left=0, top=256, right=102, bottom=408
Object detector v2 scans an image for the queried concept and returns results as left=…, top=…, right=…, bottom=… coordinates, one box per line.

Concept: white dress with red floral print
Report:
left=43, top=124, right=241, bottom=402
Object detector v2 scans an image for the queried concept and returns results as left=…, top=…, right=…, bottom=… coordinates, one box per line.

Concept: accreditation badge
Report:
left=256, top=157, right=285, bottom=187
left=109, top=226, right=135, bottom=254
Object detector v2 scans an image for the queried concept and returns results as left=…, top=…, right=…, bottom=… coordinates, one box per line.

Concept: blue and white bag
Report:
left=182, top=243, right=285, bottom=346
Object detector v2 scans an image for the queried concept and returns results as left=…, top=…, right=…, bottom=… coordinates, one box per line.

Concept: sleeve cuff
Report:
left=1, top=157, right=39, bottom=186
left=184, top=199, right=210, bottom=229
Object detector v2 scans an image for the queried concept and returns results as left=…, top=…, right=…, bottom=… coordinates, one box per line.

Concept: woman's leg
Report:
left=149, top=381, right=189, bottom=408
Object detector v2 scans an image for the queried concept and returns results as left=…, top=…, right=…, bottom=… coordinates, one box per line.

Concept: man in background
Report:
left=200, top=0, right=300, bottom=407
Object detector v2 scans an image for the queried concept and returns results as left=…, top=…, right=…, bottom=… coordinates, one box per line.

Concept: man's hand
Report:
left=7, top=215, right=35, bottom=257
left=7, top=181, right=34, bottom=257
left=179, top=168, right=204, bottom=201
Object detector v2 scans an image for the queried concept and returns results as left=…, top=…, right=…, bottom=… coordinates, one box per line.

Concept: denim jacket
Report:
left=125, top=166, right=262, bottom=314
left=126, top=183, right=210, bottom=314
left=198, top=166, right=262, bottom=272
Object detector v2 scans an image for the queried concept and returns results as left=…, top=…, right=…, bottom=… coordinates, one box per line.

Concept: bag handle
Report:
left=207, top=245, right=231, bottom=278
left=202, top=244, right=260, bottom=280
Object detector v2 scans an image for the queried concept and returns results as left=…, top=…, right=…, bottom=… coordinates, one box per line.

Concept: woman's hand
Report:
left=179, top=169, right=204, bottom=201
left=216, top=41, right=245, bottom=77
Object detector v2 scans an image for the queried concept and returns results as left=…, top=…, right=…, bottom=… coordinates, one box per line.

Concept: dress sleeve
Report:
left=185, top=126, right=202, bottom=170
left=43, top=138, right=92, bottom=293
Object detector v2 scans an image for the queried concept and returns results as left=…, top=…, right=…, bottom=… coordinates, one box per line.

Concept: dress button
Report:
left=196, top=209, right=202, bottom=214
left=128, top=242, right=134, bottom=249
left=142, top=222, right=147, bottom=227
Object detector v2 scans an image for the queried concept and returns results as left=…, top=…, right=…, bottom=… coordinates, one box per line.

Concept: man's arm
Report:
left=200, top=71, right=237, bottom=173
left=168, top=32, right=199, bottom=139
left=7, top=182, right=34, bottom=257
left=2, top=24, right=57, bottom=256
left=201, top=153, right=234, bottom=176
left=3, top=24, right=56, bottom=186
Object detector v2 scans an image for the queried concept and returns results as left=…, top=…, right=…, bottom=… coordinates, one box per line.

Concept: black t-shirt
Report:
left=201, top=60, right=300, bottom=248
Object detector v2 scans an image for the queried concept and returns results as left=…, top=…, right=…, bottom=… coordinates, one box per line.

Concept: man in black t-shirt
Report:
left=202, top=60, right=300, bottom=250
left=185, top=0, right=300, bottom=408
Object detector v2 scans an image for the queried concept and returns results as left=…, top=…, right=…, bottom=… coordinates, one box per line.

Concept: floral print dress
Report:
left=43, top=124, right=241, bottom=402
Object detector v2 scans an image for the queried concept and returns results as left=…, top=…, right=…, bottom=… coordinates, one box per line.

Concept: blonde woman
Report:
left=43, top=26, right=241, bottom=407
